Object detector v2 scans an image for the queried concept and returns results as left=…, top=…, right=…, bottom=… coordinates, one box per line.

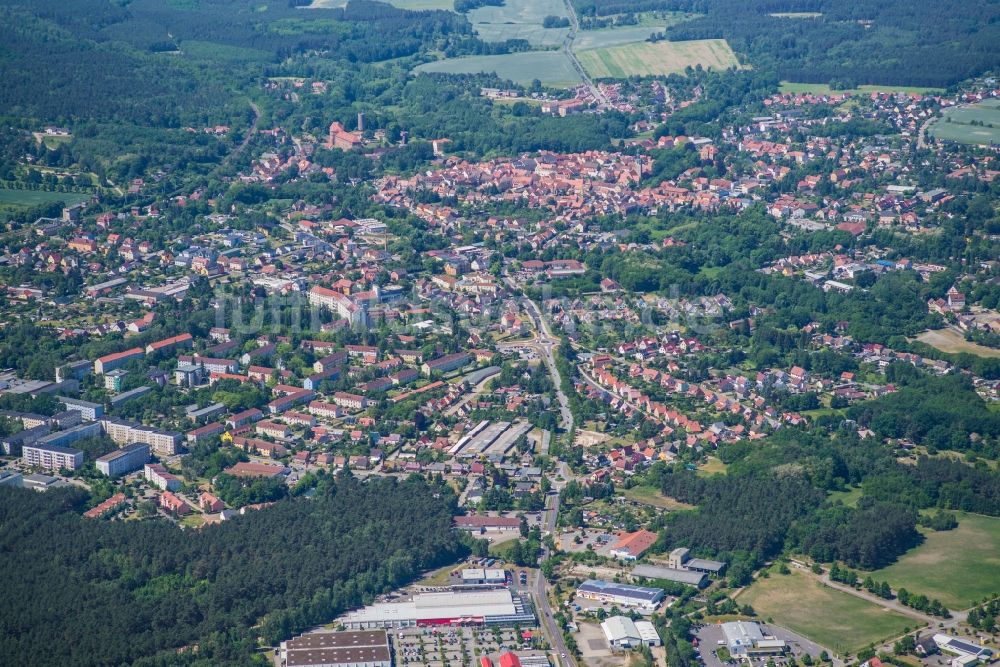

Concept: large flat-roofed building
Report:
left=96, top=442, right=150, bottom=477
left=340, top=589, right=534, bottom=629
left=461, top=568, right=507, bottom=585
left=721, top=622, right=787, bottom=657
left=576, top=580, right=665, bottom=610
left=933, top=634, right=993, bottom=666
left=23, top=442, right=85, bottom=471
left=601, top=615, right=661, bottom=649
left=281, top=630, right=391, bottom=667
left=666, top=547, right=726, bottom=576
left=631, top=564, right=708, bottom=588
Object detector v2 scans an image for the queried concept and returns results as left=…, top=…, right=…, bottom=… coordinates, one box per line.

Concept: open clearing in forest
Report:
left=577, top=38, right=738, bottom=78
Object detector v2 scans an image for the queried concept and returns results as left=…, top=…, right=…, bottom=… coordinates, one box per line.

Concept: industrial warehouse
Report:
left=576, top=580, right=665, bottom=610
left=338, top=589, right=535, bottom=629
left=280, top=630, right=391, bottom=667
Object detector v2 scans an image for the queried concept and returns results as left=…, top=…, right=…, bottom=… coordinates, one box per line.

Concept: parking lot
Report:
left=394, top=625, right=543, bottom=667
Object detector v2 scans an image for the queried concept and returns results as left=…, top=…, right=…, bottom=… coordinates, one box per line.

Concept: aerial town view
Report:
left=1, top=0, right=999, bottom=666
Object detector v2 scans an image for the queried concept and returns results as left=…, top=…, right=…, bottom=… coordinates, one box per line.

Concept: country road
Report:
left=560, top=0, right=609, bottom=107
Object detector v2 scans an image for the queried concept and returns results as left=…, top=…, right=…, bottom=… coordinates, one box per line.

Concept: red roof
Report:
left=97, top=347, right=144, bottom=364
left=224, top=461, right=286, bottom=478
left=499, top=653, right=521, bottom=667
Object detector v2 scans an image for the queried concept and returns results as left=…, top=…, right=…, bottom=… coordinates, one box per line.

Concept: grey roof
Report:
left=632, top=564, right=707, bottom=586
left=578, top=579, right=664, bottom=602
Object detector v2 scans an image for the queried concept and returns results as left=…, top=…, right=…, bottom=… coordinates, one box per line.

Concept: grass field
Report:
left=386, top=0, right=454, bottom=8
left=916, top=328, right=1000, bottom=358
left=469, top=0, right=569, bottom=47
left=828, top=486, right=863, bottom=508
left=870, top=513, right=1000, bottom=609
left=697, top=456, right=728, bottom=476
left=577, top=39, right=738, bottom=78
left=928, top=100, right=1000, bottom=146
left=740, top=568, right=916, bottom=654
left=622, top=484, right=695, bottom=510
left=779, top=81, right=945, bottom=95
left=414, top=51, right=582, bottom=87
left=0, top=189, right=91, bottom=208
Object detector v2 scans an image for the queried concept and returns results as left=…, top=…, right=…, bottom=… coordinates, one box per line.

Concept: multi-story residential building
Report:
left=94, top=347, right=145, bottom=374
left=308, top=286, right=367, bottom=327
left=421, top=352, right=473, bottom=377
left=58, top=396, right=104, bottom=420
left=100, top=417, right=182, bottom=455
left=177, top=355, right=239, bottom=375
left=144, top=463, right=182, bottom=491
left=96, top=442, right=151, bottom=477
left=34, top=421, right=102, bottom=450
left=23, top=442, right=85, bottom=471
left=333, top=392, right=367, bottom=411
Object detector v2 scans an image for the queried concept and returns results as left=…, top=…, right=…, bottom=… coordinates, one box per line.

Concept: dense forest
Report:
left=573, top=0, right=1000, bottom=86
left=648, top=418, right=1000, bottom=578
left=0, top=474, right=464, bottom=666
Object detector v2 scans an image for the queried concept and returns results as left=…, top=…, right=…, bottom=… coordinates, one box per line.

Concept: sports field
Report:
left=577, top=39, right=738, bottom=78
left=469, top=0, right=569, bottom=47
left=870, top=513, right=1000, bottom=609
left=0, top=189, right=91, bottom=208
left=740, top=568, right=916, bottom=654
left=928, top=99, right=1000, bottom=146
left=414, top=51, right=582, bottom=87
left=916, top=328, right=1000, bottom=358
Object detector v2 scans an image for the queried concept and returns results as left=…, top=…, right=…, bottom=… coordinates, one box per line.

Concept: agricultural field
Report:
left=386, top=0, right=455, bottom=8
left=869, top=513, right=1000, bottom=609
left=0, top=189, right=91, bottom=209
left=572, top=25, right=668, bottom=51
left=916, top=328, right=1000, bottom=358
left=928, top=99, right=1000, bottom=146
left=414, top=51, right=582, bottom=87
left=468, top=0, right=569, bottom=48
left=576, top=39, right=739, bottom=79
left=779, top=81, right=945, bottom=95
left=740, top=568, right=916, bottom=655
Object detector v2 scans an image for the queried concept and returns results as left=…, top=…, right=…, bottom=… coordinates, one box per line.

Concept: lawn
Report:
left=0, top=189, right=91, bottom=208
left=740, top=568, right=917, bottom=655
left=577, top=39, right=739, bottom=78
left=779, top=81, right=944, bottom=95
left=414, top=51, right=582, bottom=87
left=468, top=0, right=569, bottom=48
left=928, top=100, right=1000, bottom=146
left=697, top=456, right=728, bottom=476
left=916, top=328, right=1000, bottom=359
left=622, top=484, right=695, bottom=510
left=869, top=513, right=1000, bottom=609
